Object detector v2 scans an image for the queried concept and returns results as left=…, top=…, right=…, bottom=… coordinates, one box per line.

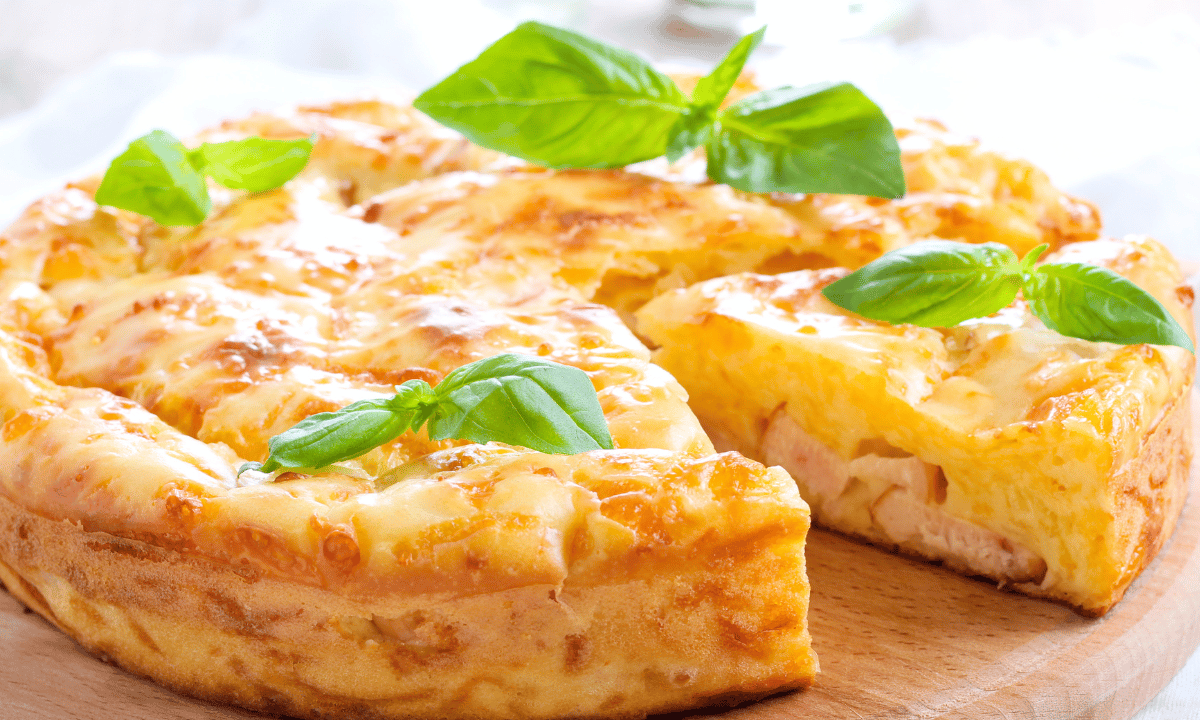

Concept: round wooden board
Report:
left=2, top=402, right=1198, bottom=720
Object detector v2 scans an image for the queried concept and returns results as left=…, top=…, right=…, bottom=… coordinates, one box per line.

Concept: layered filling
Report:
left=756, top=408, right=1045, bottom=584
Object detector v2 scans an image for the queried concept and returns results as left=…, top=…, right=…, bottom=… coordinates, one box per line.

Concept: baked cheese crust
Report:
left=0, top=99, right=818, bottom=719
left=637, top=235, right=1194, bottom=615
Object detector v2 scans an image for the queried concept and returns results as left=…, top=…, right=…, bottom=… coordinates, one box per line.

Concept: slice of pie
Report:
left=0, top=100, right=816, bottom=719
left=0, top=89, right=1183, bottom=720
left=637, top=234, right=1194, bottom=615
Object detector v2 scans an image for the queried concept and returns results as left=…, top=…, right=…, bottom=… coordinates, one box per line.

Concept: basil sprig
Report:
left=94, top=131, right=315, bottom=226
left=415, top=22, right=905, bottom=199
left=665, top=26, right=765, bottom=163
left=822, top=241, right=1194, bottom=352
left=238, top=354, right=614, bottom=476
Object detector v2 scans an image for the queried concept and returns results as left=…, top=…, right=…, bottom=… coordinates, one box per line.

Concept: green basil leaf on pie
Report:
left=414, top=21, right=687, bottom=168
left=708, top=82, right=906, bottom=198
left=191, top=135, right=315, bottom=193
left=822, top=241, right=1021, bottom=327
left=1024, top=263, right=1195, bottom=352
left=427, top=353, right=613, bottom=454
left=94, top=130, right=211, bottom=226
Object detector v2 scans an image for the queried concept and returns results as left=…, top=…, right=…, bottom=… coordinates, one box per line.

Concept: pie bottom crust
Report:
left=0, top=491, right=816, bottom=719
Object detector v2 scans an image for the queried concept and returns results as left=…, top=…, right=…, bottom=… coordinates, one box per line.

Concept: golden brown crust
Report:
left=0, top=489, right=814, bottom=719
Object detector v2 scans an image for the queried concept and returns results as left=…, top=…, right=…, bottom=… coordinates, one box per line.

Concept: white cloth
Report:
left=0, top=19, right=1197, bottom=718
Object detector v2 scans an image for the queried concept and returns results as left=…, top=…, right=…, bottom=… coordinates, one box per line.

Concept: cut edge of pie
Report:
left=636, top=235, right=1195, bottom=616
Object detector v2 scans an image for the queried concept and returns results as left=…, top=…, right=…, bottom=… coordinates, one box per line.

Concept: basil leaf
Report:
left=253, top=396, right=416, bottom=474
left=819, top=239, right=1195, bottom=353
left=822, top=241, right=1021, bottom=327
left=239, top=356, right=614, bottom=477
left=94, top=130, right=211, bottom=226
left=666, top=26, right=764, bottom=162
left=1020, top=243, right=1050, bottom=273
left=414, top=21, right=687, bottom=168
left=708, top=82, right=906, bottom=198
left=192, top=135, right=315, bottom=193
left=692, top=26, right=764, bottom=111
left=665, top=113, right=713, bottom=164
left=1024, top=263, right=1195, bottom=352
left=427, top=354, right=613, bottom=454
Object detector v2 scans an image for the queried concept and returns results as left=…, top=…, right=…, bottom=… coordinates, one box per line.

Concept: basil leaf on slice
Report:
left=1024, top=263, right=1195, bottom=352
left=252, top=395, right=419, bottom=474
left=822, top=241, right=1021, bottom=327
left=665, top=26, right=764, bottom=163
left=94, top=130, right=211, bottom=226
left=708, top=82, right=906, bottom=198
left=192, top=135, right=315, bottom=193
left=414, top=21, right=687, bottom=169
left=427, top=353, right=613, bottom=454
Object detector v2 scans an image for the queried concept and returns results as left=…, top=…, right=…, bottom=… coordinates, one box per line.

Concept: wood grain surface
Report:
left=2, top=403, right=1198, bottom=720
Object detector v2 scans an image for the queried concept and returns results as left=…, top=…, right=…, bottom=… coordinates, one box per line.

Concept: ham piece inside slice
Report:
left=758, top=406, right=1046, bottom=585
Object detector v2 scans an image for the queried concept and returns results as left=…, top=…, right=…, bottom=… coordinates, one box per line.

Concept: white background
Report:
left=0, top=1, right=1198, bottom=717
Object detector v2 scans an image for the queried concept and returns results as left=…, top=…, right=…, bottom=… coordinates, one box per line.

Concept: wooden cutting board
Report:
left=2, top=406, right=1198, bottom=720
